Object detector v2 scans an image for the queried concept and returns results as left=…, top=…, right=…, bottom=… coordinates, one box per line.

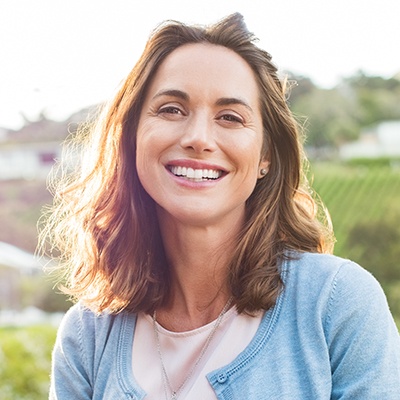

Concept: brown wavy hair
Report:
left=39, top=13, right=334, bottom=314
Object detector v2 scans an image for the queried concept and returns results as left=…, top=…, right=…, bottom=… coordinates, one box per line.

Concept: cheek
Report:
left=135, top=151, right=159, bottom=203
left=137, top=118, right=177, bottom=152
left=135, top=125, right=171, bottom=188
left=135, top=129, right=156, bottom=186
left=230, top=137, right=264, bottom=169
left=135, top=132, right=146, bottom=174
left=136, top=122, right=159, bottom=162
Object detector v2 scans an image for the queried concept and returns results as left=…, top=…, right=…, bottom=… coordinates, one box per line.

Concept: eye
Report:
left=218, top=113, right=244, bottom=125
left=158, top=106, right=184, bottom=116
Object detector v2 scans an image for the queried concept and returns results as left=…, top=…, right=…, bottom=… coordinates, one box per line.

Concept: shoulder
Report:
left=284, top=251, right=362, bottom=277
left=58, top=302, right=117, bottom=337
left=282, top=252, right=399, bottom=340
left=283, top=252, right=382, bottom=298
left=56, top=303, right=133, bottom=361
left=281, top=252, right=394, bottom=329
left=280, top=252, right=400, bottom=395
left=51, top=305, right=138, bottom=397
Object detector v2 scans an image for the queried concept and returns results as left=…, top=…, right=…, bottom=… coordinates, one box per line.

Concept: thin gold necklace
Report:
left=152, top=297, right=233, bottom=400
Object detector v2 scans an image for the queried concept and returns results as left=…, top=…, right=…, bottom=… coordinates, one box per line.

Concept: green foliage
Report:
left=310, top=162, right=400, bottom=322
left=291, top=87, right=360, bottom=148
left=346, top=157, right=400, bottom=168
left=289, top=71, right=400, bottom=149
left=0, top=325, right=57, bottom=400
left=383, top=282, right=400, bottom=321
left=346, top=217, right=400, bottom=282
left=345, top=72, right=400, bottom=126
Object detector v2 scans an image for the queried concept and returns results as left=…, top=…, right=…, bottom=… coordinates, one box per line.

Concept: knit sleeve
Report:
left=325, top=261, right=400, bottom=399
left=49, top=303, right=94, bottom=399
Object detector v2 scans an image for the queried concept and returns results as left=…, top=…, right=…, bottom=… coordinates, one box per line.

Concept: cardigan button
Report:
left=217, top=373, right=228, bottom=383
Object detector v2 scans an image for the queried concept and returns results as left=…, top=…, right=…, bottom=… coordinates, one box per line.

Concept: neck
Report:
left=155, top=210, right=242, bottom=331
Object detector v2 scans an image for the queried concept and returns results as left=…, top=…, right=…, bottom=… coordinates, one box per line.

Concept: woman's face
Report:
left=136, top=43, right=269, bottom=227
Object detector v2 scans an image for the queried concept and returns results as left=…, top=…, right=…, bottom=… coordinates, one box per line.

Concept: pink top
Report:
left=132, top=307, right=263, bottom=399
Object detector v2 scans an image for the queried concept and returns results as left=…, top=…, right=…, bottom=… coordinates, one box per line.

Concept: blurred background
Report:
left=1, top=0, right=399, bottom=398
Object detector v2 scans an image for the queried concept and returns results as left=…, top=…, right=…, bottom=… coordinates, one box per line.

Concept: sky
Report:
left=0, top=0, right=399, bottom=130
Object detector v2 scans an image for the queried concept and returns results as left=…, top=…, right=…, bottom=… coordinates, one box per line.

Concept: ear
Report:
left=257, top=159, right=270, bottom=179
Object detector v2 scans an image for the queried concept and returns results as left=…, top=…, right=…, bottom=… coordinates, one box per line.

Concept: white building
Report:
left=0, top=140, right=61, bottom=180
left=340, top=120, right=400, bottom=159
left=0, top=241, right=47, bottom=310
left=0, top=108, right=95, bottom=181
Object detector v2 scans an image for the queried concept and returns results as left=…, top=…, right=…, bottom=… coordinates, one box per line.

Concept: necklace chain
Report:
left=153, top=297, right=233, bottom=400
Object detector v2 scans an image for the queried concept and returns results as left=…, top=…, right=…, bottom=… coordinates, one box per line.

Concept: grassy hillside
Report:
left=310, top=162, right=400, bottom=257
left=0, top=324, right=57, bottom=399
left=310, top=161, right=400, bottom=322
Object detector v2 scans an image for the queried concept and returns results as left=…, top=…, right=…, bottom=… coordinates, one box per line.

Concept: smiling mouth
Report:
left=168, top=166, right=224, bottom=181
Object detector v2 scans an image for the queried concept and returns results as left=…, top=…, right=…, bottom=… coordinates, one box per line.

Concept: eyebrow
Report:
left=152, top=89, right=189, bottom=101
left=152, top=89, right=254, bottom=113
left=215, top=97, right=254, bottom=113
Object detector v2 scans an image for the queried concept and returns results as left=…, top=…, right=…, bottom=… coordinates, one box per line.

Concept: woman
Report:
left=43, top=13, right=400, bottom=399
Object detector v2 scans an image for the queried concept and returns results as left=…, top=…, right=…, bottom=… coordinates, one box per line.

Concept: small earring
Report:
left=260, top=168, right=268, bottom=176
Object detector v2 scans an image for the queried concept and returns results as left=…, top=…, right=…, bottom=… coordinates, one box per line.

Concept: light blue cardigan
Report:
left=50, top=253, right=400, bottom=399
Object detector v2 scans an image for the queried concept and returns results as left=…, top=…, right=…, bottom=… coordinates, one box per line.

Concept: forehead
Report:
left=146, top=43, right=260, bottom=104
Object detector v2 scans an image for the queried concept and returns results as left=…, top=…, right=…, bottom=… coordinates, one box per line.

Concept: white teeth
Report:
left=187, top=168, right=195, bottom=178
left=170, top=166, right=222, bottom=180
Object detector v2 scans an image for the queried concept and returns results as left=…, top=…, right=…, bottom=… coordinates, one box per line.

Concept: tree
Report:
left=344, top=71, right=400, bottom=126
left=345, top=215, right=400, bottom=284
left=290, top=86, right=360, bottom=148
left=287, top=70, right=400, bottom=151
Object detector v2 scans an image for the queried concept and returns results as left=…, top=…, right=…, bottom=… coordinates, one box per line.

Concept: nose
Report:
left=179, top=112, right=217, bottom=153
